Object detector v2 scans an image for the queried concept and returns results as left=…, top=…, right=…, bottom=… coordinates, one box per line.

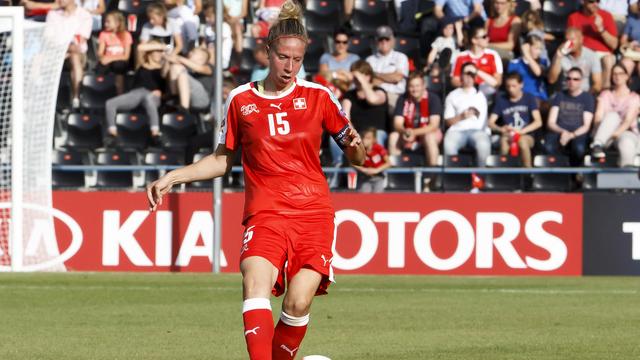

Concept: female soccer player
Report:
left=146, top=1, right=365, bottom=359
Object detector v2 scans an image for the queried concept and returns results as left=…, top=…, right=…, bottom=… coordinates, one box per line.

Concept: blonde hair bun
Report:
left=278, top=0, right=303, bottom=22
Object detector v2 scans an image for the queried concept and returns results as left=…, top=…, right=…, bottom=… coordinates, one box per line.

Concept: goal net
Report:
left=0, top=9, right=73, bottom=271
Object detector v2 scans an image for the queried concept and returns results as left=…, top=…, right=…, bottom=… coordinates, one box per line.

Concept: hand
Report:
left=345, top=127, right=362, bottom=148
left=352, top=70, right=368, bottom=84
left=594, top=14, right=604, bottom=33
left=559, top=131, right=573, bottom=146
left=146, top=176, right=174, bottom=212
left=500, top=126, right=511, bottom=135
left=164, top=53, right=179, bottom=63
left=99, top=57, right=112, bottom=65
left=559, top=40, right=573, bottom=56
left=403, top=128, right=414, bottom=139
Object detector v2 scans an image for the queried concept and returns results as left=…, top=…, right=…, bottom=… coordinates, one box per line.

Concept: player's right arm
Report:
left=147, top=145, right=235, bottom=211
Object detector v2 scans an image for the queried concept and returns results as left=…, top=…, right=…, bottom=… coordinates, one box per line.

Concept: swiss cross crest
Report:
left=293, top=98, right=307, bottom=110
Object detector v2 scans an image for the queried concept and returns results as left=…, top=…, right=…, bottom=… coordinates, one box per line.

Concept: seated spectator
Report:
left=201, top=2, right=233, bottom=69
left=139, top=2, right=183, bottom=63
left=620, top=9, right=640, bottom=76
left=251, top=0, right=285, bottom=38
left=164, top=47, right=213, bottom=112
left=165, top=0, right=200, bottom=52
left=486, top=0, right=521, bottom=61
left=46, top=0, right=92, bottom=109
left=318, top=28, right=360, bottom=92
left=443, top=62, right=490, bottom=167
left=451, top=25, right=503, bottom=98
left=488, top=72, right=543, bottom=167
left=223, top=0, right=249, bottom=53
left=186, top=0, right=202, bottom=15
left=508, top=34, right=549, bottom=102
left=590, top=63, right=640, bottom=167
left=334, top=60, right=388, bottom=166
left=434, top=0, right=486, bottom=28
left=567, top=0, right=618, bottom=90
left=388, top=72, right=442, bottom=167
left=104, top=40, right=167, bottom=145
left=76, top=0, right=105, bottom=32
left=366, top=25, right=409, bottom=117
left=544, top=67, right=595, bottom=166
left=96, top=11, right=133, bottom=95
left=353, top=127, right=391, bottom=193
left=520, top=9, right=553, bottom=62
left=548, top=27, right=602, bottom=94
left=250, top=42, right=306, bottom=82
left=599, top=0, right=638, bottom=33
left=425, top=17, right=463, bottom=71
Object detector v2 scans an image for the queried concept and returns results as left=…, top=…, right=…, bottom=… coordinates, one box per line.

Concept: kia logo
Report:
left=0, top=203, right=83, bottom=271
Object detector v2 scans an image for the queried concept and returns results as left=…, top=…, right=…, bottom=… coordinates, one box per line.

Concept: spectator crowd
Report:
left=15, top=0, right=640, bottom=191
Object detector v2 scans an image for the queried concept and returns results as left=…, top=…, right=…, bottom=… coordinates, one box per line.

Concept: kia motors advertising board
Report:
left=583, top=193, right=640, bottom=275
left=45, top=192, right=582, bottom=275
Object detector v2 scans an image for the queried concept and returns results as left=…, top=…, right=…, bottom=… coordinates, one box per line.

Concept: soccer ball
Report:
left=302, top=356, right=331, bottom=360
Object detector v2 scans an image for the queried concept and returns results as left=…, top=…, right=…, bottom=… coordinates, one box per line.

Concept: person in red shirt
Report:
left=567, top=0, right=618, bottom=89
left=146, top=1, right=365, bottom=359
left=353, top=127, right=391, bottom=193
left=451, top=25, right=503, bottom=97
left=486, top=0, right=522, bottom=61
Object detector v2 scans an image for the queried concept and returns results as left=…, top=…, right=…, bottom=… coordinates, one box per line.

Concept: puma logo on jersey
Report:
left=280, top=344, right=298, bottom=357
left=241, top=103, right=260, bottom=116
left=244, top=326, right=260, bottom=336
left=270, top=103, right=282, bottom=110
left=321, top=255, right=333, bottom=267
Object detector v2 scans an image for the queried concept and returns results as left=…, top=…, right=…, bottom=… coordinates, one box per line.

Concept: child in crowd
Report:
left=425, top=17, right=463, bottom=71
left=139, top=2, right=183, bottom=63
left=96, top=10, right=133, bottom=94
left=520, top=9, right=552, bottom=62
left=201, top=1, right=233, bottom=69
left=165, top=0, right=199, bottom=52
left=508, top=34, right=549, bottom=103
left=353, top=127, right=391, bottom=193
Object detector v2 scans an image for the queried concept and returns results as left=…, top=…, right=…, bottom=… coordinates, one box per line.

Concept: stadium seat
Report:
left=80, top=74, right=117, bottom=110
left=531, top=155, right=572, bottom=192
left=143, top=149, right=183, bottom=185
left=483, top=155, right=522, bottom=191
left=56, top=73, right=72, bottom=110
left=160, top=112, right=197, bottom=150
left=542, top=0, right=580, bottom=35
left=65, top=112, right=103, bottom=150
left=394, top=35, right=422, bottom=70
left=52, top=148, right=85, bottom=188
left=115, top=112, right=150, bottom=150
left=305, top=0, right=342, bottom=35
left=583, top=154, right=619, bottom=190
left=303, top=34, right=327, bottom=74
left=441, top=154, right=473, bottom=191
left=94, top=150, right=135, bottom=188
left=238, top=37, right=266, bottom=74
left=351, top=0, right=390, bottom=35
left=387, top=152, right=424, bottom=191
left=347, top=34, right=374, bottom=59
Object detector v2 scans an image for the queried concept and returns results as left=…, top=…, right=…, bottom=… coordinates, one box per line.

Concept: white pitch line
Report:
left=0, top=284, right=636, bottom=295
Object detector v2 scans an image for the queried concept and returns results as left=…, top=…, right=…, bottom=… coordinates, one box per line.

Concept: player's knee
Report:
left=282, top=296, right=311, bottom=317
left=242, top=274, right=271, bottom=299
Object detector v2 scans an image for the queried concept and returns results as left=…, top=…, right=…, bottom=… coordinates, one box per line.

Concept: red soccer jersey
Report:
left=451, top=49, right=503, bottom=84
left=567, top=9, right=617, bottom=53
left=219, top=78, right=350, bottom=222
left=363, top=143, right=387, bottom=169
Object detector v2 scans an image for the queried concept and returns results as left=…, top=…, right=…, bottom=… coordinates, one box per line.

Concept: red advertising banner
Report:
left=49, top=192, right=582, bottom=275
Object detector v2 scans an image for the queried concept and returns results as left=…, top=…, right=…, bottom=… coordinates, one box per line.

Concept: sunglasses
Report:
left=566, top=77, right=582, bottom=81
left=377, top=37, right=391, bottom=42
left=334, top=40, right=349, bottom=44
left=475, top=34, right=489, bottom=39
left=463, top=71, right=477, bottom=77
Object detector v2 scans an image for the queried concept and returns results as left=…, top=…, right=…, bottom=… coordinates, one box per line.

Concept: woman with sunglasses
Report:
left=590, top=63, right=640, bottom=166
left=319, top=27, right=360, bottom=90
left=451, top=25, right=503, bottom=97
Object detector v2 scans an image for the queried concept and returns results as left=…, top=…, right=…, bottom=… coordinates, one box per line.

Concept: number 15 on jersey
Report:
left=268, top=112, right=290, bottom=136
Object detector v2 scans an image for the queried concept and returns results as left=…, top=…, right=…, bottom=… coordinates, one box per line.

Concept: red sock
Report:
left=243, top=298, right=274, bottom=360
left=272, top=312, right=309, bottom=359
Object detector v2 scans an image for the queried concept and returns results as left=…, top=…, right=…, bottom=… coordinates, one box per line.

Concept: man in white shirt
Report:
left=46, top=0, right=92, bottom=108
left=366, top=25, right=409, bottom=116
left=443, top=62, right=490, bottom=166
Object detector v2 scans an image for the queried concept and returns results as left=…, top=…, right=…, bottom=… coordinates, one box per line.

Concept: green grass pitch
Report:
left=0, top=273, right=638, bottom=359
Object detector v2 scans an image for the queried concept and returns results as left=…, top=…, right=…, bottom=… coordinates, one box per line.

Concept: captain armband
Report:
left=332, top=125, right=351, bottom=148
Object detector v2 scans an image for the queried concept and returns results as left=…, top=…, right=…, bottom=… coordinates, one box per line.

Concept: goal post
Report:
left=0, top=8, right=73, bottom=271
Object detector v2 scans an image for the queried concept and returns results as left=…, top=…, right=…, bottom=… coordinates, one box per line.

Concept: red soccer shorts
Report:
left=239, top=212, right=336, bottom=297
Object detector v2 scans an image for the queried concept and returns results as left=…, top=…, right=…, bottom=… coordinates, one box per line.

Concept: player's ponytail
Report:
left=267, top=0, right=308, bottom=47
